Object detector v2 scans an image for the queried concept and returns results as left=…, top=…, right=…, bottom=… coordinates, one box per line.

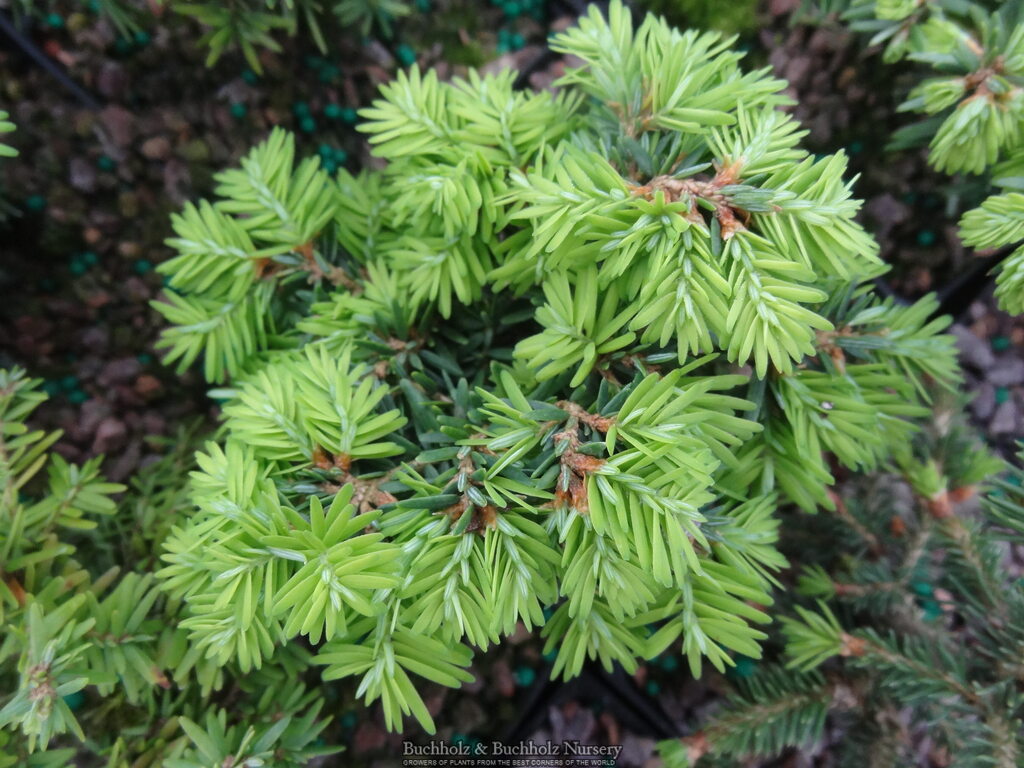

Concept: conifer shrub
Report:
left=169, top=0, right=414, bottom=71
left=165, top=0, right=551, bottom=70
left=0, top=369, right=345, bottom=764
left=0, top=369, right=128, bottom=754
left=662, top=406, right=1024, bottom=765
left=5, top=0, right=415, bottom=71
left=150, top=0, right=962, bottom=737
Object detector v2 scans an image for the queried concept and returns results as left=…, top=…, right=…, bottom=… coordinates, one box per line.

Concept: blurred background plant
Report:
left=794, top=0, right=1024, bottom=314
left=637, top=0, right=759, bottom=36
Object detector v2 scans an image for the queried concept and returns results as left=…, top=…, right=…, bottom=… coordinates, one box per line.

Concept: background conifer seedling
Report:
left=802, top=0, right=1024, bottom=315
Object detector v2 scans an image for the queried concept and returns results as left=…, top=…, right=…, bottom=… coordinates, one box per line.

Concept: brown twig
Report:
left=826, top=489, right=883, bottom=557
left=629, top=160, right=751, bottom=239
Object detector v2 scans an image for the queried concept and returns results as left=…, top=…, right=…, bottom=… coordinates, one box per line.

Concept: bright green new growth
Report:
left=154, top=0, right=958, bottom=735
left=961, top=154, right=1024, bottom=312
left=835, top=0, right=1024, bottom=173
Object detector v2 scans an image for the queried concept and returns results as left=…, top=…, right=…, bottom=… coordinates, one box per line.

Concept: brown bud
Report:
left=927, top=491, right=953, bottom=519
left=839, top=633, right=867, bottom=657
left=683, top=733, right=710, bottom=762
left=311, top=447, right=332, bottom=470
left=949, top=485, right=976, bottom=503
